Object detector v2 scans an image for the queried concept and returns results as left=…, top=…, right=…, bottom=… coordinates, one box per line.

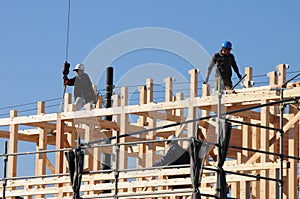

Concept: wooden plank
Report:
left=55, top=114, right=64, bottom=174
left=1, top=86, right=300, bottom=127
left=244, top=67, right=253, bottom=88
left=260, top=99, right=269, bottom=198
left=8, top=110, right=18, bottom=178
left=189, top=68, right=198, bottom=98
left=287, top=106, right=299, bottom=198
left=36, top=101, right=47, bottom=198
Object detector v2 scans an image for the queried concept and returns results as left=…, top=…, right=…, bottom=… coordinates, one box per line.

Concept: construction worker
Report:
left=63, top=63, right=97, bottom=110
left=153, top=135, right=190, bottom=167
left=203, top=41, right=242, bottom=90
left=153, top=135, right=190, bottom=193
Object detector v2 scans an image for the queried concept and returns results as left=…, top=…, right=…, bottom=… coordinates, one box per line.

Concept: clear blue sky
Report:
left=0, top=1, right=300, bottom=175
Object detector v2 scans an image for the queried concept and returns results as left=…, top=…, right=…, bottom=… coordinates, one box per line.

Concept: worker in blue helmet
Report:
left=204, top=41, right=242, bottom=90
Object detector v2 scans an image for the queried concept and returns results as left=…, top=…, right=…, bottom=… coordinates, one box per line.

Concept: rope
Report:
left=65, top=0, right=71, bottom=61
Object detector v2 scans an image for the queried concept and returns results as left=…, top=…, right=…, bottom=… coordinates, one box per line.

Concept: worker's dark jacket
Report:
left=153, top=142, right=190, bottom=167
left=207, top=51, right=240, bottom=87
left=66, top=73, right=97, bottom=104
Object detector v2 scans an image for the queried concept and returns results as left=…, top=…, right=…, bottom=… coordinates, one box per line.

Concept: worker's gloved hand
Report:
left=63, top=75, right=69, bottom=85
left=62, top=61, right=70, bottom=76
left=237, top=73, right=242, bottom=79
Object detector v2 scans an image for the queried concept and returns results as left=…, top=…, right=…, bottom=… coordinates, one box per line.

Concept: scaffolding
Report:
left=1, top=64, right=300, bottom=199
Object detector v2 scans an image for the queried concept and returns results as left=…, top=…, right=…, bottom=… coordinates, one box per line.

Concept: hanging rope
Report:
left=65, top=0, right=71, bottom=61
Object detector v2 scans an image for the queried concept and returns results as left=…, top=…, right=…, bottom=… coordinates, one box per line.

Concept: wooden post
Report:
left=244, top=67, right=253, bottom=88
left=8, top=110, right=18, bottom=178
left=138, top=85, right=147, bottom=126
left=251, top=125, right=261, bottom=198
left=287, top=105, right=299, bottom=198
left=189, top=69, right=198, bottom=98
left=165, top=77, right=174, bottom=116
left=36, top=101, right=46, bottom=199
left=164, top=77, right=173, bottom=102
left=277, top=64, right=288, bottom=86
left=239, top=118, right=251, bottom=198
left=137, top=85, right=147, bottom=168
left=64, top=93, right=72, bottom=112
left=260, top=99, right=269, bottom=198
left=187, top=69, right=198, bottom=138
left=112, top=94, right=121, bottom=169
left=55, top=114, right=65, bottom=174
left=268, top=71, right=277, bottom=86
left=200, top=83, right=210, bottom=199
left=119, top=87, right=128, bottom=171
left=96, top=95, right=103, bottom=109
left=146, top=78, right=153, bottom=103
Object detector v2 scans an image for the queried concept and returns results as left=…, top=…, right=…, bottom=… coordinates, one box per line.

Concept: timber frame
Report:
left=0, top=64, right=300, bottom=199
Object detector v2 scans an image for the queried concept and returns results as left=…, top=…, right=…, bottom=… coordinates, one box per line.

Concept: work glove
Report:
left=237, top=73, right=242, bottom=79
left=63, top=75, right=69, bottom=85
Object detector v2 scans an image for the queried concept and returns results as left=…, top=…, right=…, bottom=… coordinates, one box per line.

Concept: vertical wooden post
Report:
left=244, top=67, right=253, bottom=88
left=164, top=77, right=173, bottom=102
left=138, top=85, right=147, bottom=126
left=55, top=114, right=65, bottom=174
left=64, top=93, right=72, bottom=112
left=83, top=122, right=94, bottom=171
left=165, top=77, right=173, bottom=116
left=260, top=99, right=269, bottom=198
left=268, top=71, right=277, bottom=86
left=8, top=110, right=18, bottom=178
left=251, top=125, right=261, bottom=198
left=36, top=101, right=46, bottom=199
left=277, top=64, right=287, bottom=86
left=112, top=94, right=121, bottom=169
left=189, top=69, right=198, bottom=98
left=137, top=85, right=147, bottom=168
left=146, top=78, right=153, bottom=103
left=200, top=83, right=210, bottom=199
left=119, top=87, right=128, bottom=171
left=239, top=118, right=251, bottom=198
left=287, top=105, right=299, bottom=198
left=187, top=69, right=198, bottom=138
left=96, top=95, right=103, bottom=109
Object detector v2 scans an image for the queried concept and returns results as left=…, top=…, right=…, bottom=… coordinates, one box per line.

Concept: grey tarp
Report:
left=189, top=138, right=210, bottom=199
left=216, top=119, right=232, bottom=199
left=65, top=148, right=84, bottom=199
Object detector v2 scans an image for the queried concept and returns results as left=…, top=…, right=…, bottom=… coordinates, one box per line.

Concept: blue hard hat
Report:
left=221, top=41, right=232, bottom=49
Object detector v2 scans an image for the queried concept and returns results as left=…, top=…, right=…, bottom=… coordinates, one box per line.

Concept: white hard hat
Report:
left=73, top=63, right=85, bottom=71
left=166, top=135, right=176, bottom=144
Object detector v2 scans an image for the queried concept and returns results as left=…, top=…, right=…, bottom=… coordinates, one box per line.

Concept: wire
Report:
left=65, top=0, right=71, bottom=61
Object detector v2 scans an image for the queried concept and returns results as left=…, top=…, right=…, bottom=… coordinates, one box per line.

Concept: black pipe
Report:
left=105, top=66, right=114, bottom=121
left=103, top=67, right=114, bottom=193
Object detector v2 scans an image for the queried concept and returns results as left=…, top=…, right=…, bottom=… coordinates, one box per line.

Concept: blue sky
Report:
left=1, top=1, right=300, bottom=111
left=0, top=1, right=300, bottom=175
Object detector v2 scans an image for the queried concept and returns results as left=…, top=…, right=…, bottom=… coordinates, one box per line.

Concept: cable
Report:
left=65, top=0, right=71, bottom=61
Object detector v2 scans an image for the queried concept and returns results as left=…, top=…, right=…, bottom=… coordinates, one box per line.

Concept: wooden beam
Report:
left=55, top=114, right=64, bottom=174
left=189, top=68, right=198, bottom=98
left=8, top=110, right=18, bottom=178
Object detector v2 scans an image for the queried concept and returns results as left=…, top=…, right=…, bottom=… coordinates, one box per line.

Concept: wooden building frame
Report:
left=0, top=64, right=300, bottom=199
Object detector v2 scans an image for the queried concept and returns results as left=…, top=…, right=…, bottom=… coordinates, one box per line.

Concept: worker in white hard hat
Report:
left=64, top=63, right=97, bottom=110
left=153, top=135, right=190, bottom=167
left=153, top=135, right=191, bottom=193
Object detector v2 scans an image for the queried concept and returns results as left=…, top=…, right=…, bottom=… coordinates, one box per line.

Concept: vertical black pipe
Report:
left=105, top=66, right=114, bottom=121
left=2, top=141, right=8, bottom=199
left=103, top=67, right=114, bottom=193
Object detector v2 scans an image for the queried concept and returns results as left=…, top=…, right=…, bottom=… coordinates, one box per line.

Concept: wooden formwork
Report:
left=0, top=64, right=299, bottom=199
